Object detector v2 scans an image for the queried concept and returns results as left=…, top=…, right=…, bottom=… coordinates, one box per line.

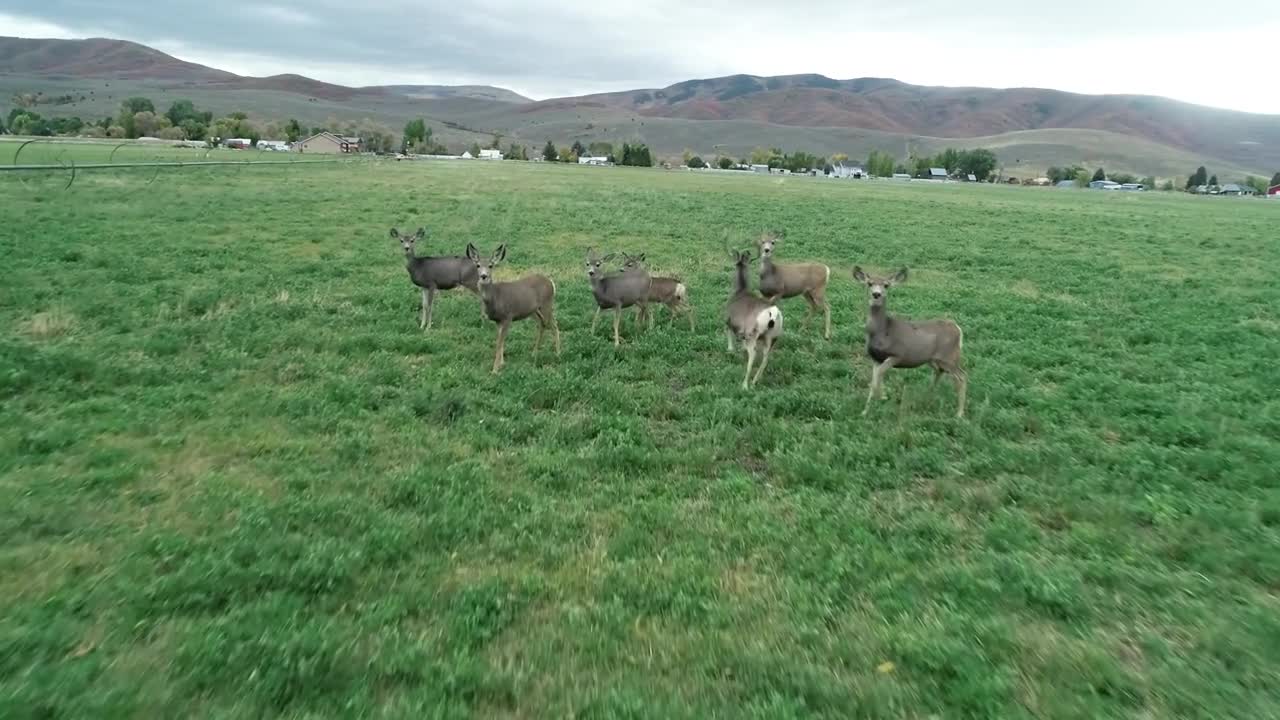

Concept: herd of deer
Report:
left=392, top=226, right=967, bottom=417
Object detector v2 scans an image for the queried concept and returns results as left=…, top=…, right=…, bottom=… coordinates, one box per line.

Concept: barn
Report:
left=296, top=132, right=362, bottom=154
left=1268, top=185, right=1280, bottom=198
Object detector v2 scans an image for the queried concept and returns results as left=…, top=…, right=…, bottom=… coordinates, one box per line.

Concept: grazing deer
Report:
left=725, top=248, right=783, bottom=389
left=620, top=252, right=694, bottom=330
left=466, top=244, right=560, bottom=373
left=852, top=266, right=966, bottom=417
left=756, top=231, right=831, bottom=340
left=584, top=247, right=651, bottom=347
left=391, top=227, right=480, bottom=330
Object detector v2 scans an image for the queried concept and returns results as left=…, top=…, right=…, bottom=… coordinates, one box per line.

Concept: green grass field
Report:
left=3, top=159, right=1279, bottom=718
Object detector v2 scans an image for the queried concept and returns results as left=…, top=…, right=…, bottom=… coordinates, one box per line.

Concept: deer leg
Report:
left=591, top=307, right=601, bottom=333
left=726, top=328, right=735, bottom=352
left=686, top=302, right=695, bottom=331
left=419, top=288, right=429, bottom=329
left=639, top=302, right=649, bottom=332
left=532, top=311, right=545, bottom=355
left=742, top=337, right=757, bottom=390
left=951, top=368, right=968, bottom=418
left=817, top=291, right=831, bottom=340
left=863, top=357, right=897, bottom=415
left=932, top=365, right=945, bottom=388
left=752, top=336, right=774, bottom=386
left=549, top=307, right=561, bottom=356
left=424, top=287, right=437, bottom=330
left=613, top=306, right=622, bottom=347
left=492, top=321, right=510, bottom=374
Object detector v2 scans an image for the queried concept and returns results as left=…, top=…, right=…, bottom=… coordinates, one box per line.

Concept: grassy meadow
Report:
left=3, top=158, right=1280, bottom=718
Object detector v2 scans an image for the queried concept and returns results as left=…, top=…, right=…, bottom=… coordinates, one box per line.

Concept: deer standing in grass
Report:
left=756, top=231, right=831, bottom=340
left=466, top=244, right=560, bottom=373
left=853, top=266, right=966, bottom=417
left=725, top=248, right=782, bottom=389
left=392, top=227, right=480, bottom=330
left=620, top=253, right=694, bottom=330
left=584, top=247, right=651, bottom=347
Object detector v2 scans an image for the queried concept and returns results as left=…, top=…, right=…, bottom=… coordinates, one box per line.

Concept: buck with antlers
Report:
left=391, top=227, right=480, bottom=330
left=852, top=266, right=966, bottom=417
left=756, top=230, right=831, bottom=340
left=466, top=244, right=560, bottom=373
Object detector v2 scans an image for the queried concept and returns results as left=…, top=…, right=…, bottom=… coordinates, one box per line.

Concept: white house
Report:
left=829, top=164, right=865, bottom=179
left=578, top=156, right=610, bottom=165
left=258, top=140, right=290, bottom=151
left=750, top=164, right=770, bottom=173
left=460, top=151, right=474, bottom=159
left=479, top=149, right=503, bottom=160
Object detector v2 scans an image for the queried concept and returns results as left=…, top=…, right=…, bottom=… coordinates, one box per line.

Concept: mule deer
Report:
left=584, top=247, right=651, bottom=347
left=852, top=266, right=966, bottom=417
left=621, top=253, right=694, bottom=330
left=725, top=248, right=782, bottom=389
left=466, top=244, right=560, bottom=373
left=756, top=231, right=831, bottom=340
left=391, top=227, right=480, bottom=330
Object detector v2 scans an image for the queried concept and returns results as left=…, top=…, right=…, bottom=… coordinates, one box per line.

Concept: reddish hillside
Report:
left=0, top=36, right=235, bottom=81
left=210, top=74, right=384, bottom=102
left=544, top=74, right=1280, bottom=171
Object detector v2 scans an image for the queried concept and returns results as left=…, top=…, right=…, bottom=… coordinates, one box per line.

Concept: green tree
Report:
left=403, top=118, right=426, bottom=146
left=542, top=140, right=558, bottom=162
left=1046, top=166, right=1064, bottom=183
left=830, top=152, right=848, bottom=166
left=1092, top=167, right=1106, bottom=182
left=1208, top=174, right=1218, bottom=187
left=0, top=113, right=7, bottom=135
left=1187, top=166, right=1208, bottom=189
left=688, top=155, right=706, bottom=169
left=717, top=156, right=735, bottom=170
left=285, top=118, right=303, bottom=143
left=749, top=147, right=771, bottom=165
left=588, top=141, right=613, bottom=157
left=571, top=140, right=586, bottom=158
left=1244, top=176, right=1269, bottom=194
left=1140, top=176, right=1157, bottom=189
left=1159, top=179, right=1175, bottom=191
left=489, top=133, right=502, bottom=150
left=959, top=149, right=998, bottom=181
left=558, top=146, right=575, bottom=163
left=1074, top=169, right=1091, bottom=188
left=1110, top=172, right=1137, bottom=185
left=911, top=154, right=932, bottom=178
left=468, top=142, right=482, bottom=158
left=1270, top=171, right=1280, bottom=187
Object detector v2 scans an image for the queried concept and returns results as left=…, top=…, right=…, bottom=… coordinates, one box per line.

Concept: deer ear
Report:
left=414, top=227, right=426, bottom=240
left=389, top=228, right=400, bottom=239
left=465, top=243, right=477, bottom=261
left=636, top=253, right=645, bottom=262
left=852, top=266, right=867, bottom=282
left=602, top=253, right=616, bottom=263
left=891, top=267, right=908, bottom=284
left=493, top=245, right=507, bottom=263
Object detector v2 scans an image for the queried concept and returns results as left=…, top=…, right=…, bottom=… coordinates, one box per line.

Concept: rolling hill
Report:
left=2, top=36, right=1276, bottom=177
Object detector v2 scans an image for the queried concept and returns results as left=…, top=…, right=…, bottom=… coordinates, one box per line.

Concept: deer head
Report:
left=852, top=266, right=908, bottom=307
left=390, top=227, right=426, bottom=256
left=466, top=243, right=506, bottom=284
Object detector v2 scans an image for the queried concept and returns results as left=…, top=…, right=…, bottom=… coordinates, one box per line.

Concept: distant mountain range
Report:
left=2, top=36, right=1276, bottom=177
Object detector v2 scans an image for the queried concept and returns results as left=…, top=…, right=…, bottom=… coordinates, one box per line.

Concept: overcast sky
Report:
left=3, top=2, right=1279, bottom=113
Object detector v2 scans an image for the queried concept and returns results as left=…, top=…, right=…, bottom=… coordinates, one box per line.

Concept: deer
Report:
left=584, top=247, right=651, bottom=347
left=620, top=252, right=694, bottom=330
left=756, top=230, right=832, bottom=340
left=391, top=227, right=481, bottom=330
left=466, top=244, right=560, bottom=373
left=725, top=247, right=783, bottom=389
left=852, top=266, right=967, bottom=417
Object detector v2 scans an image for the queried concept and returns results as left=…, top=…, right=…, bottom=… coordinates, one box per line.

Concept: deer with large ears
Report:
left=584, top=247, right=651, bottom=347
left=620, top=252, right=694, bottom=331
left=852, top=266, right=966, bottom=417
left=725, top=247, right=783, bottom=389
left=391, top=227, right=480, bottom=330
left=757, top=230, right=831, bottom=340
left=466, top=243, right=560, bottom=373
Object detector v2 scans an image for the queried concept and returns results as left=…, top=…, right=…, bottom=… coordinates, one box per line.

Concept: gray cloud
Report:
left=3, top=1, right=1279, bottom=111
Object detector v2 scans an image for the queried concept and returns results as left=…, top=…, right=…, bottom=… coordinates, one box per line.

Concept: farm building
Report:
left=1268, top=185, right=1280, bottom=197
left=296, top=132, right=362, bottom=154
left=478, top=149, right=503, bottom=160
left=223, top=138, right=252, bottom=149
left=750, top=164, right=770, bottom=173
left=1219, top=184, right=1255, bottom=196
left=257, top=140, right=290, bottom=152
left=1089, top=180, right=1121, bottom=190
left=966, top=174, right=978, bottom=182
left=578, top=156, right=610, bottom=165
left=1056, top=180, right=1078, bottom=188
left=1119, top=183, right=1145, bottom=191
left=892, top=173, right=912, bottom=180
left=928, top=167, right=948, bottom=180
left=829, top=164, right=864, bottom=178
